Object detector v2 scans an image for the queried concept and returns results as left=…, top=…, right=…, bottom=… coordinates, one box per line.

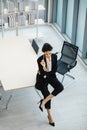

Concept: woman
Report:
left=35, top=43, right=64, bottom=127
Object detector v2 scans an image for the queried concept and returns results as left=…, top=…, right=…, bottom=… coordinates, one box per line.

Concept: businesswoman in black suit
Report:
left=35, top=43, right=64, bottom=126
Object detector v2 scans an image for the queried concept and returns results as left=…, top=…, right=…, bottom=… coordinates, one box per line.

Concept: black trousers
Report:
left=39, top=76, right=64, bottom=109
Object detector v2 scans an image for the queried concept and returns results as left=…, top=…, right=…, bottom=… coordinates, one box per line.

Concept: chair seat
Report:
left=57, top=60, right=69, bottom=75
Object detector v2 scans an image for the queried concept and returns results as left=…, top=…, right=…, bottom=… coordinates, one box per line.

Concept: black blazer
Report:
left=37, top=53, right=57, bottom=78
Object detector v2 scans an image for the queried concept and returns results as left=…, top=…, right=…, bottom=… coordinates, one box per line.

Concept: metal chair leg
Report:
left=34, top=87, right=42, bottom=99
left=66, top=73, right=75, bottom=80
left=61, top=73, right=75, bottom=83
left=61, top=75, right=65, bottom=83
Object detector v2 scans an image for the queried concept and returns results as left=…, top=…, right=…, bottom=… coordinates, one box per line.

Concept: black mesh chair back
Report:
left=61, top=41, right=78, bottom=65
left=57, top=41, right=79, bottom=83
left=32, top=39, right=39, bottom=54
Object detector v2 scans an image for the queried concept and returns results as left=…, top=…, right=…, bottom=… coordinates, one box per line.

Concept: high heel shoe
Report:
left=38, top=99, right=43, bottom=112
left=48, top=116, right=55, bottom=127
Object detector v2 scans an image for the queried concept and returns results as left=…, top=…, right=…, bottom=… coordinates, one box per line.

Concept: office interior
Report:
left=0, top=0, right=87, bottom=130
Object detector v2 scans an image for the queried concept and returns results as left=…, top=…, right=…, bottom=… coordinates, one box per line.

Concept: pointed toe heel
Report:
left=39, top=105, right=43, bottom=112
left=49, top=122, right=55, bottom=127
left=38, top=99, right=43, bottom=112
left=47, top=116, right=55, bottom=127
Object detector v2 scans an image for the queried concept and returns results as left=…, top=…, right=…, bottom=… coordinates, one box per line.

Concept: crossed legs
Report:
left=39, top=77, right=64, bottom=126
left=40, top=77, right=63, bottom=110
left=40, top=85, right=55, bottom=125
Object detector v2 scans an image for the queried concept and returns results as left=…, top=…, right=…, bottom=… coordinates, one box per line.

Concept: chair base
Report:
left=62, top=73, right=75, bottom=83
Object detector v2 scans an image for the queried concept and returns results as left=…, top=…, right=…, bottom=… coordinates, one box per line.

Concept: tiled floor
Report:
left=0, top=25, right=87, bottom=130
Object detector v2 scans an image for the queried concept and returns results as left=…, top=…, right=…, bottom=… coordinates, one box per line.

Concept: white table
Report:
left=0, top=36, right=38, bottom=109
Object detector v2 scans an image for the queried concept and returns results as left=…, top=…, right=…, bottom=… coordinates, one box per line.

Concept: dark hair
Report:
left=42, top=43, right=53, bottom=52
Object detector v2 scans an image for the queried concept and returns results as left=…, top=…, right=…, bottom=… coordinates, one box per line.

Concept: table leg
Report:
left=6, top=94, right=13, bottom=110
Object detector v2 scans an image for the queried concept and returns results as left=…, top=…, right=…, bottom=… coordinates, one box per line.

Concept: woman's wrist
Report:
left=43, top=66, right=47, bottom=71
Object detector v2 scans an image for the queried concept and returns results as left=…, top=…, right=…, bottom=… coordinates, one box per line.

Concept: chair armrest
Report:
left=55, top=52, right=61, bottom=55
left=55, top=52, right=59, bottom=55
left=55, top=52, right=61, bottom=59
left=67, top=60, right=77, bottom=70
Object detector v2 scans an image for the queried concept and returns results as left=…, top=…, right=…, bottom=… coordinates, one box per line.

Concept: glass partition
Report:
left=0, top=0, right=46, bottom=38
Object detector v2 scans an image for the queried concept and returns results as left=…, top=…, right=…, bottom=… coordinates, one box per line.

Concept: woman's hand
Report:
left=40, top=59, right=47, bottom=71
left=40, top=59, right=46, bottom=68
left=37, top=70, right=41, bottom=75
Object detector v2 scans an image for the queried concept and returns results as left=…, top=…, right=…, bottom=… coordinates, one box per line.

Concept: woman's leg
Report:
left=47, top=109, right=55, bottom=126
left=41, top=77, right=64, bottom=109
left=40, top=82, right=51, bottom=109
left=41, top=94, right=54, bottom=108
left=47, top=109, right=54, bottom=123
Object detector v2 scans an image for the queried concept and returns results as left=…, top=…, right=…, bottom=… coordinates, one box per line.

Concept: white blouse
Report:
left=46, top=57, right=52, bottom=72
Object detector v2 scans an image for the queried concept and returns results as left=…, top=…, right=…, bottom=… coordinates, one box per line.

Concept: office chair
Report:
left=31, top=39, right=39, bottom=54
left=56, top=41, right=79, bottom=83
